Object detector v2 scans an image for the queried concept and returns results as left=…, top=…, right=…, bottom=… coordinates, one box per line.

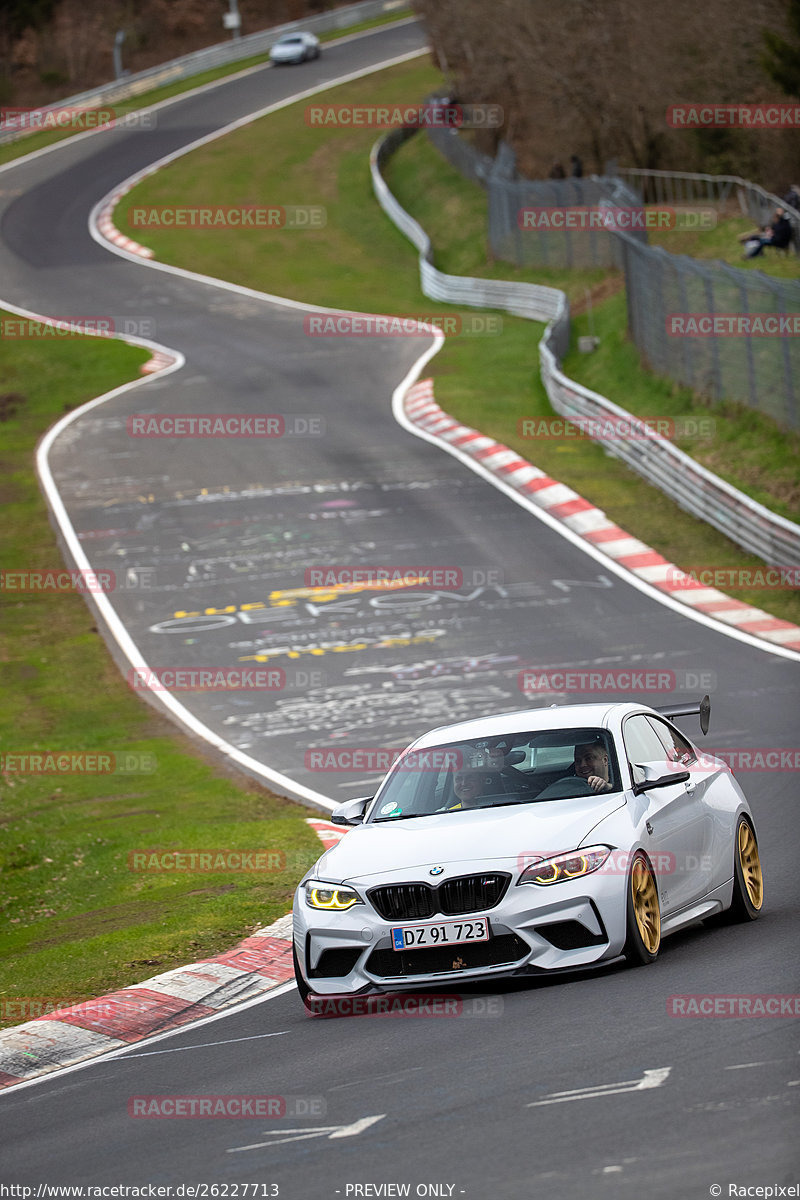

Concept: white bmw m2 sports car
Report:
left=293, top=698, right=763, bottom=1003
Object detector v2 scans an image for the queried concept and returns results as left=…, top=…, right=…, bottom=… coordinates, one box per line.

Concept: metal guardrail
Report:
left=372, top=127, right=800, bottom=569
left=372, top=129, right=570, bottom=355
left=0, top=0, right=410, bottom=146
left=538, top=342, right=800, bottom=568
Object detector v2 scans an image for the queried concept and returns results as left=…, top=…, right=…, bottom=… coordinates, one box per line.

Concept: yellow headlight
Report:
left=306, top=882, right=360, bottom=910
left=519, top=847, right=611, bottom=886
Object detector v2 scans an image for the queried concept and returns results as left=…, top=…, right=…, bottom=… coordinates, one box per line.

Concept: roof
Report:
left=410, top=702, right=653, bottom=748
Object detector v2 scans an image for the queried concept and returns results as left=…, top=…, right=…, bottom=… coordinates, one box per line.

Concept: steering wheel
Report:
left=534, top=776, right=596, bottom=800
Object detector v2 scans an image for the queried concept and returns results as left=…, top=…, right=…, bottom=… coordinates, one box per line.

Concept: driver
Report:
left=573, top=741, right=613, bottom=793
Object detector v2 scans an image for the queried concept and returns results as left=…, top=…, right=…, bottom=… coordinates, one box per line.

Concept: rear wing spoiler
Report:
left=654, top=694, right=711, bottom=736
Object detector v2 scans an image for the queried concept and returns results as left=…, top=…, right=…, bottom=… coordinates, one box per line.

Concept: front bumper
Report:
left=292, top=870, right=627, bottom=995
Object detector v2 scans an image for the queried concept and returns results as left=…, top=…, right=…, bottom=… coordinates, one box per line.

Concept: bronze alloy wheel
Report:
left=726, top=816, right=765, bottom=922
left=631, top=856, right=661, bottom=953
left=624, top=853, right=662, bottom=965
left=737, top=820, right=763, bottom=910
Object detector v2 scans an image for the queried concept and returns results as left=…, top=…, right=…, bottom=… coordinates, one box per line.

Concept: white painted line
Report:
left=228, top=1113, right=386, bottom=1153
left=121, top=1030, right=289, bottom=1058
left=527, top=1066, right=671, bottom=1106
left=329, top=1113, right=387, bottom=1138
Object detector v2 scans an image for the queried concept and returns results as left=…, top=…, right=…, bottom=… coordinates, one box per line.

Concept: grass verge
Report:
left=0, top=324, right=321, bottom=1025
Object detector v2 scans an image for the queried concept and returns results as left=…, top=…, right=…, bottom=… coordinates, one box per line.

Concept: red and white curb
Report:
left=95, top=179, right=155, bottom=261
left=0, top=824, right=348, bottom=1089
left=140, top=349, right=178, bottom=374
left=405, top=379, right=800, bottom=654
left=0, top=915, right=295, bottom=1090
left=305, top=817, right=348, bottom=852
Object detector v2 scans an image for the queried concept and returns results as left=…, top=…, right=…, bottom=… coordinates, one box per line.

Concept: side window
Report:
left=646, top=717, right=697, bottom=766
left=622, top=715, right=672, bottom=784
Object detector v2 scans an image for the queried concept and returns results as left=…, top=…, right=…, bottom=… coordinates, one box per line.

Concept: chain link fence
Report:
left=427, top=128, right=800, bottom=429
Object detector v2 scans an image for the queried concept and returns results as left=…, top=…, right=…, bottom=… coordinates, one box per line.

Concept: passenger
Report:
left=452, top=766, right=496, bottom=808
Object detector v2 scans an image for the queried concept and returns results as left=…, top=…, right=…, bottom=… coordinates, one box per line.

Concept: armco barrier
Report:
left=371, top=128, right=800, bottom=568
left=372, top=128, right=570, bottom=358
left=0, top=0, right=409, bottom=147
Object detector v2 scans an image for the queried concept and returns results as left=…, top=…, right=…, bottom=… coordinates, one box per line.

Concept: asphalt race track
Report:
left=1, top=18, right=798, bottom=1197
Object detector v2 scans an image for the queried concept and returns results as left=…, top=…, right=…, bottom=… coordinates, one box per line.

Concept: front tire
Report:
left=728, top=815, right=763, bottom=921
left=292, top=940, right=313, bottom=1006
left=624, top=852, right=661, bottom=965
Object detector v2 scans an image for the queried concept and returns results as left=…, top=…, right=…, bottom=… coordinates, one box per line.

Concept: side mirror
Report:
left=331, top=796, right=372, bottom=826
left=632, top=769, right=690, bottom=796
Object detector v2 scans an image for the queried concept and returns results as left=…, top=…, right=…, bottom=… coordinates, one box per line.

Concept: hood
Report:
left=314, top=794, right=626, bottom=885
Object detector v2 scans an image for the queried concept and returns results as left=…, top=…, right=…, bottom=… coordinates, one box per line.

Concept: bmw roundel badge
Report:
left=429, top=866, right=444, bottom=876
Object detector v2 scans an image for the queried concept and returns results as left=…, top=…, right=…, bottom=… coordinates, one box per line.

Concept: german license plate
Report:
left=391, top=917, right=490, bottom=951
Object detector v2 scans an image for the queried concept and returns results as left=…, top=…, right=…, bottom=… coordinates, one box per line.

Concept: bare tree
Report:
left=413, top=0, right=795, bottom=185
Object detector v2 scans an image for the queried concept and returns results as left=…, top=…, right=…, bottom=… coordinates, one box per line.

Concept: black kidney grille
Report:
left=439, top=873, right=509, bottom=914
left=368, top=883, right=435, bottom=921
left=368, top=873, right=510, bottom=921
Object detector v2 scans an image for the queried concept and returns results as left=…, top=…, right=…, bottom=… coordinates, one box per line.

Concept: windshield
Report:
left=368, top=727, right=621, bottom=822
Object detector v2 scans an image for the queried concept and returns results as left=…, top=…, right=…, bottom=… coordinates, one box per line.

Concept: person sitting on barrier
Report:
left=739, top=206, right=792, bottom=257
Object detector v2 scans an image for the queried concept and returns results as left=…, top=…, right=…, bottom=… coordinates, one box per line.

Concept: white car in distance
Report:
left=269, top=32, right=321, bottom=64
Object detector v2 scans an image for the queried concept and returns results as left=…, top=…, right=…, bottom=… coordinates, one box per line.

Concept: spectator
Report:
left=739, top=207, right=792, bottom=258
left=549, top=161, right=566, bottom=179
left=570, top=154, right=583, bottom=178
left=782, top=185, right=800, bottom=212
